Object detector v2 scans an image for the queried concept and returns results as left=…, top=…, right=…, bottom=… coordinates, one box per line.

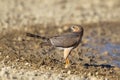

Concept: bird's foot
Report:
left=65, top=64, right=70, bottom=68
left=65, top=58, right=70, bottom=68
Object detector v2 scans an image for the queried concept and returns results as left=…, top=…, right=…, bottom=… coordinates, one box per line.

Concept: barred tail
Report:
left=26, top=33, right=52, bottom=47
left=26, top=33, right=48, bottom=40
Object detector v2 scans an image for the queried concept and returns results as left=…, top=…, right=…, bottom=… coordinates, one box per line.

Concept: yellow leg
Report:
left=65, top=58, right=70, bottom=68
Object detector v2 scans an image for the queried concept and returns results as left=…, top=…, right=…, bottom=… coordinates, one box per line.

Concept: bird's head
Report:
left=71, top=25, right=83, bottom=32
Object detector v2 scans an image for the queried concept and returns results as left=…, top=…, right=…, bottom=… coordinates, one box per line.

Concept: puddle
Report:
left=100, top=43, right=120, bottom=67
left=85, top=38, right=120, bottom=67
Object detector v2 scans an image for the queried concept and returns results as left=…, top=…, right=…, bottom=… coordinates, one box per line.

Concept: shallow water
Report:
left=86, top=40, right=120, bottom=67
left=100, top=43, right=120, bottom=67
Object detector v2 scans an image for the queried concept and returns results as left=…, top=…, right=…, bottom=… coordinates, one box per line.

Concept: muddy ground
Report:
left=0, top=21, right=120, bottom=80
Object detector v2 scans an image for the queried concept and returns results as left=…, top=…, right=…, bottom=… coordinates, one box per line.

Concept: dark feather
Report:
left=26, top=33, right=48, bottom=40
left=50, top=32, right=82, bottom=48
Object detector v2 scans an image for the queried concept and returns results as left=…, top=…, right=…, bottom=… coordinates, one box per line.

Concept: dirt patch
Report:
left=0, top=21, right=120, bottom=80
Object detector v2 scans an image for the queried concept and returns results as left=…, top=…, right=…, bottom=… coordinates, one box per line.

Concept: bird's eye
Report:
left=72, top=26, right=75, bottom=28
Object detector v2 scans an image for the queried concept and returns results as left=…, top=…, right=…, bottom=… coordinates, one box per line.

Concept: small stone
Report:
left=114, top=67, right=120, bottom=71
left=58, top=28, right=63, bottom=33
left=63, top=26, right=69, bottom=31
left=48, top=67, right=52, bottom=70
left=17, top=37, right=22, bottom=41
left=34, top=45, right=39, bottom=49
left=88, top=72, right=92, bottom=76
left=82, top=39, right=89, bottom=44
left=39, top=30, right=44, bottom=34
left=67, top=70, right=71, bottom=74
left=6, top=55, right=9, bottom=58
left=25, top=62, right=29, bottom=66
left=0, top=52, right=2, bottom=55
left=103, top=51, right=109, bottom=56
left=95, top=72, right=98, bottom=75
left=24, top=27, right=28, bottom=31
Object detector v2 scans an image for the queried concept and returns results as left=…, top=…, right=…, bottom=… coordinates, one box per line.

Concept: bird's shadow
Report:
left=84, top=63, right=114, bottom=68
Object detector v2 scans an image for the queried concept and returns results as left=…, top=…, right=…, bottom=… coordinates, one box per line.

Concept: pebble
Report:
left=114, top=67, right=120, bottom=71
left=39, top=30, right=44, bottom=34
left=103, top=51, right=109, bottom=56
left=88, top=72, right=92, bottom=76
left=17, top=37, right=22, bottom=41
left=57, top=28, right=63, bottom=33
left=67, top=70, right=71, bottom=74
left=48, top=67, right=52, bottom=70
left=6, top=55, right=9, bottom=59
left=95, top=72, right=99, bottom=75
left=63, top=25, right=69, bottom=31
left=82, top=39, right=89, bottom=44
left=25, top=62, right=30, bottom=66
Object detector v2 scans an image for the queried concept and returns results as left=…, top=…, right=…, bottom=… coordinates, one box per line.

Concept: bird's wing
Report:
left=49, top=32, right=80, bottom=48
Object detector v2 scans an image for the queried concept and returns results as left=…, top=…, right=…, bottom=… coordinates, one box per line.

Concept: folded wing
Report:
left=50, top=32, right=80, bottom=48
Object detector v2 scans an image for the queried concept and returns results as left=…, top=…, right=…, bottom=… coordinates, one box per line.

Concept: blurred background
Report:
left=0, top=0, right=120, bottom=30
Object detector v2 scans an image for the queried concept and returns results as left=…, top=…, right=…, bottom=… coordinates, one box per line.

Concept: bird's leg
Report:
left=65, top=58, right=70, bottom=68
left=64, top=48, right=73, bottom=68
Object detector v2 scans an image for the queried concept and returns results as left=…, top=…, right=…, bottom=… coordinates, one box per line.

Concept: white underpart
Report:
left=64, top=47, right=73, bottom=59
left=50, top=39, right=73, bottom=59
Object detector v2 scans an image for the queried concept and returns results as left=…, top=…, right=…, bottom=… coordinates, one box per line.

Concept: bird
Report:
left=26, top=25, right=84, bottom=68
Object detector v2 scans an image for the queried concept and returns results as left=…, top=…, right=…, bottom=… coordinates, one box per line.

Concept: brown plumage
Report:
left=26, top=25, right=84, bottom=68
